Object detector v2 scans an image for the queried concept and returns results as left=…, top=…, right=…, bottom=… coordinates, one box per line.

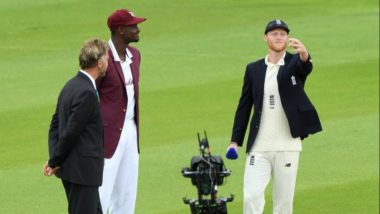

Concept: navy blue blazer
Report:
left=48, top=72, right=104, bottom=186
left=231, top=52, right=322, bottom=153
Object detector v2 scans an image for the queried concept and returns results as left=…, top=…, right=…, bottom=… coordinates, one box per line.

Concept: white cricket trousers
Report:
left=99, top=120, right=139, bottom=214
left=243, top=151, right=300, bottom=214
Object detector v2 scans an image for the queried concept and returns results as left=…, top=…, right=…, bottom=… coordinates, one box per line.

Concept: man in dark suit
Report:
left=227, top=20, right=322, bottom=214
left=96, top=9, right=146, bottom=214
left=43, top=38, right=109, bottom=214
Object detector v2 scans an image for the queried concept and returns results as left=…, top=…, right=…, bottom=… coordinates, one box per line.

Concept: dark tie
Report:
left=96, top=90, right=100, bottom=102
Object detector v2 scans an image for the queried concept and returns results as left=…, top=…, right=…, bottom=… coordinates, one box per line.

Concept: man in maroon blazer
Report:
left=96, top=9, right=146, bottom=214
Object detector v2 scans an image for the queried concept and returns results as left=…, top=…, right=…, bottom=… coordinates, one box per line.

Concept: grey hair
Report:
left=79, top=38, right=108, bottom=69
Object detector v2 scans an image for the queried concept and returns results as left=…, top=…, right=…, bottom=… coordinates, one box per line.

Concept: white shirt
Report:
left=79, top=70, right=97, bottom=90
left=108, top=39, right=135, bottom=121
left=251, top=54, right=302, bottom=152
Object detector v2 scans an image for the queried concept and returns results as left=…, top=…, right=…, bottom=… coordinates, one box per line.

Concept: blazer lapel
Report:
left=128, top=47, right=139, bottom=85
left=128, top=47, right=139, bottom=98
left=109, top=49, right=127, bottom=91
left=277, top=52, right=291, bottom=82
left=258, top=60, right=267, bottom=92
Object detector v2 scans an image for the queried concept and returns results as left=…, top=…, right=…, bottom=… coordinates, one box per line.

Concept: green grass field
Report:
left=0, top=0, right=378, bottom=213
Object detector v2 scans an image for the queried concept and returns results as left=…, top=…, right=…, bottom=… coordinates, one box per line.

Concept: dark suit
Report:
left=96, top=46, right=141, bottom=158
left=48, top=71, right=104, bottom=214
left=231, top=52, right=322, bottom=153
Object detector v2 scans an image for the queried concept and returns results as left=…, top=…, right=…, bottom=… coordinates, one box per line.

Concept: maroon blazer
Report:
left=96, top=45, right=141, bottom=158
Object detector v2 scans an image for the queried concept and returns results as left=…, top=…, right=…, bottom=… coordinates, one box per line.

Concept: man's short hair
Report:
left=79, top=38, right=108, bottom=69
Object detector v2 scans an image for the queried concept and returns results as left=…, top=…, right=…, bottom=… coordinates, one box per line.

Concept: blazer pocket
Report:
left=297, top=103, right=319, bottom=132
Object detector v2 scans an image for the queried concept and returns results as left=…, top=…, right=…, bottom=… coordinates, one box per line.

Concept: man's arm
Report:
left=230, top=65, right=254, bottom=147
left=44, top=106, right=60, bottom=176
left=289, top=38, right=313, bottom=77
left=48, top=107, right=59, bottom=158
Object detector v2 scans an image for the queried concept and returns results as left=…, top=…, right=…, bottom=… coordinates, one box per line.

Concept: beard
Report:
left=269, top=42, right=286, bottom=52
left=124, top=34, right=140, bottom=43
left=130, top=36, right=140, bottom=43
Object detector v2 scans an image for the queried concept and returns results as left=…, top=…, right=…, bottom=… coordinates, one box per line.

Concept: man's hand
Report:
left=288, top=38, right=309, bottom=62
left=42, top=162, right=60, bottom=176
left=227, top=142, right=238, bottom=151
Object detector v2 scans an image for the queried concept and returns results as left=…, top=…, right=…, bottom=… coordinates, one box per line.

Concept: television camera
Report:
left=181, top=132, right=234, bottom=214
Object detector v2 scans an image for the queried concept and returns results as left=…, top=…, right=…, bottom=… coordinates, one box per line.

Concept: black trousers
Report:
left=62, top=180, right=102, bottom=214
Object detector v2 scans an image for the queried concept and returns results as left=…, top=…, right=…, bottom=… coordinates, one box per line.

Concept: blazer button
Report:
left=119, top=128, right=122, bottom=131
left=255, top=125, right=259, bottom=129
left=123, top=108, right=126, bottom=112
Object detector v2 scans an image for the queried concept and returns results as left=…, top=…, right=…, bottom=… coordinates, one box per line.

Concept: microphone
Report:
left=226, top=147, right=238, bottom=160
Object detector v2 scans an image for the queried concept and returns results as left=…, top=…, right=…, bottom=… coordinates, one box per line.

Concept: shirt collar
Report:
left=265, top=52, right=286, bottom=66
left=79, top=70, right=97, bottom=90
left=108, top=39, right=133, bottom=63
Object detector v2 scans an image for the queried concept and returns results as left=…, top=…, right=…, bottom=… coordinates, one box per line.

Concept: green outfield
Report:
left=0, top=0, right=378, bottom=213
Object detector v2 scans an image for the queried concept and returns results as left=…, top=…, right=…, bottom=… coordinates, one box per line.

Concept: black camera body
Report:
left=182, top=132, right=234, bottom=214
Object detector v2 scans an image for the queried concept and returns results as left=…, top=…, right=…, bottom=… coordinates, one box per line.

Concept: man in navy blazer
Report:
left=227, top=20, right=322, bottom=214
left=43, top=38, right=109, bottom=214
